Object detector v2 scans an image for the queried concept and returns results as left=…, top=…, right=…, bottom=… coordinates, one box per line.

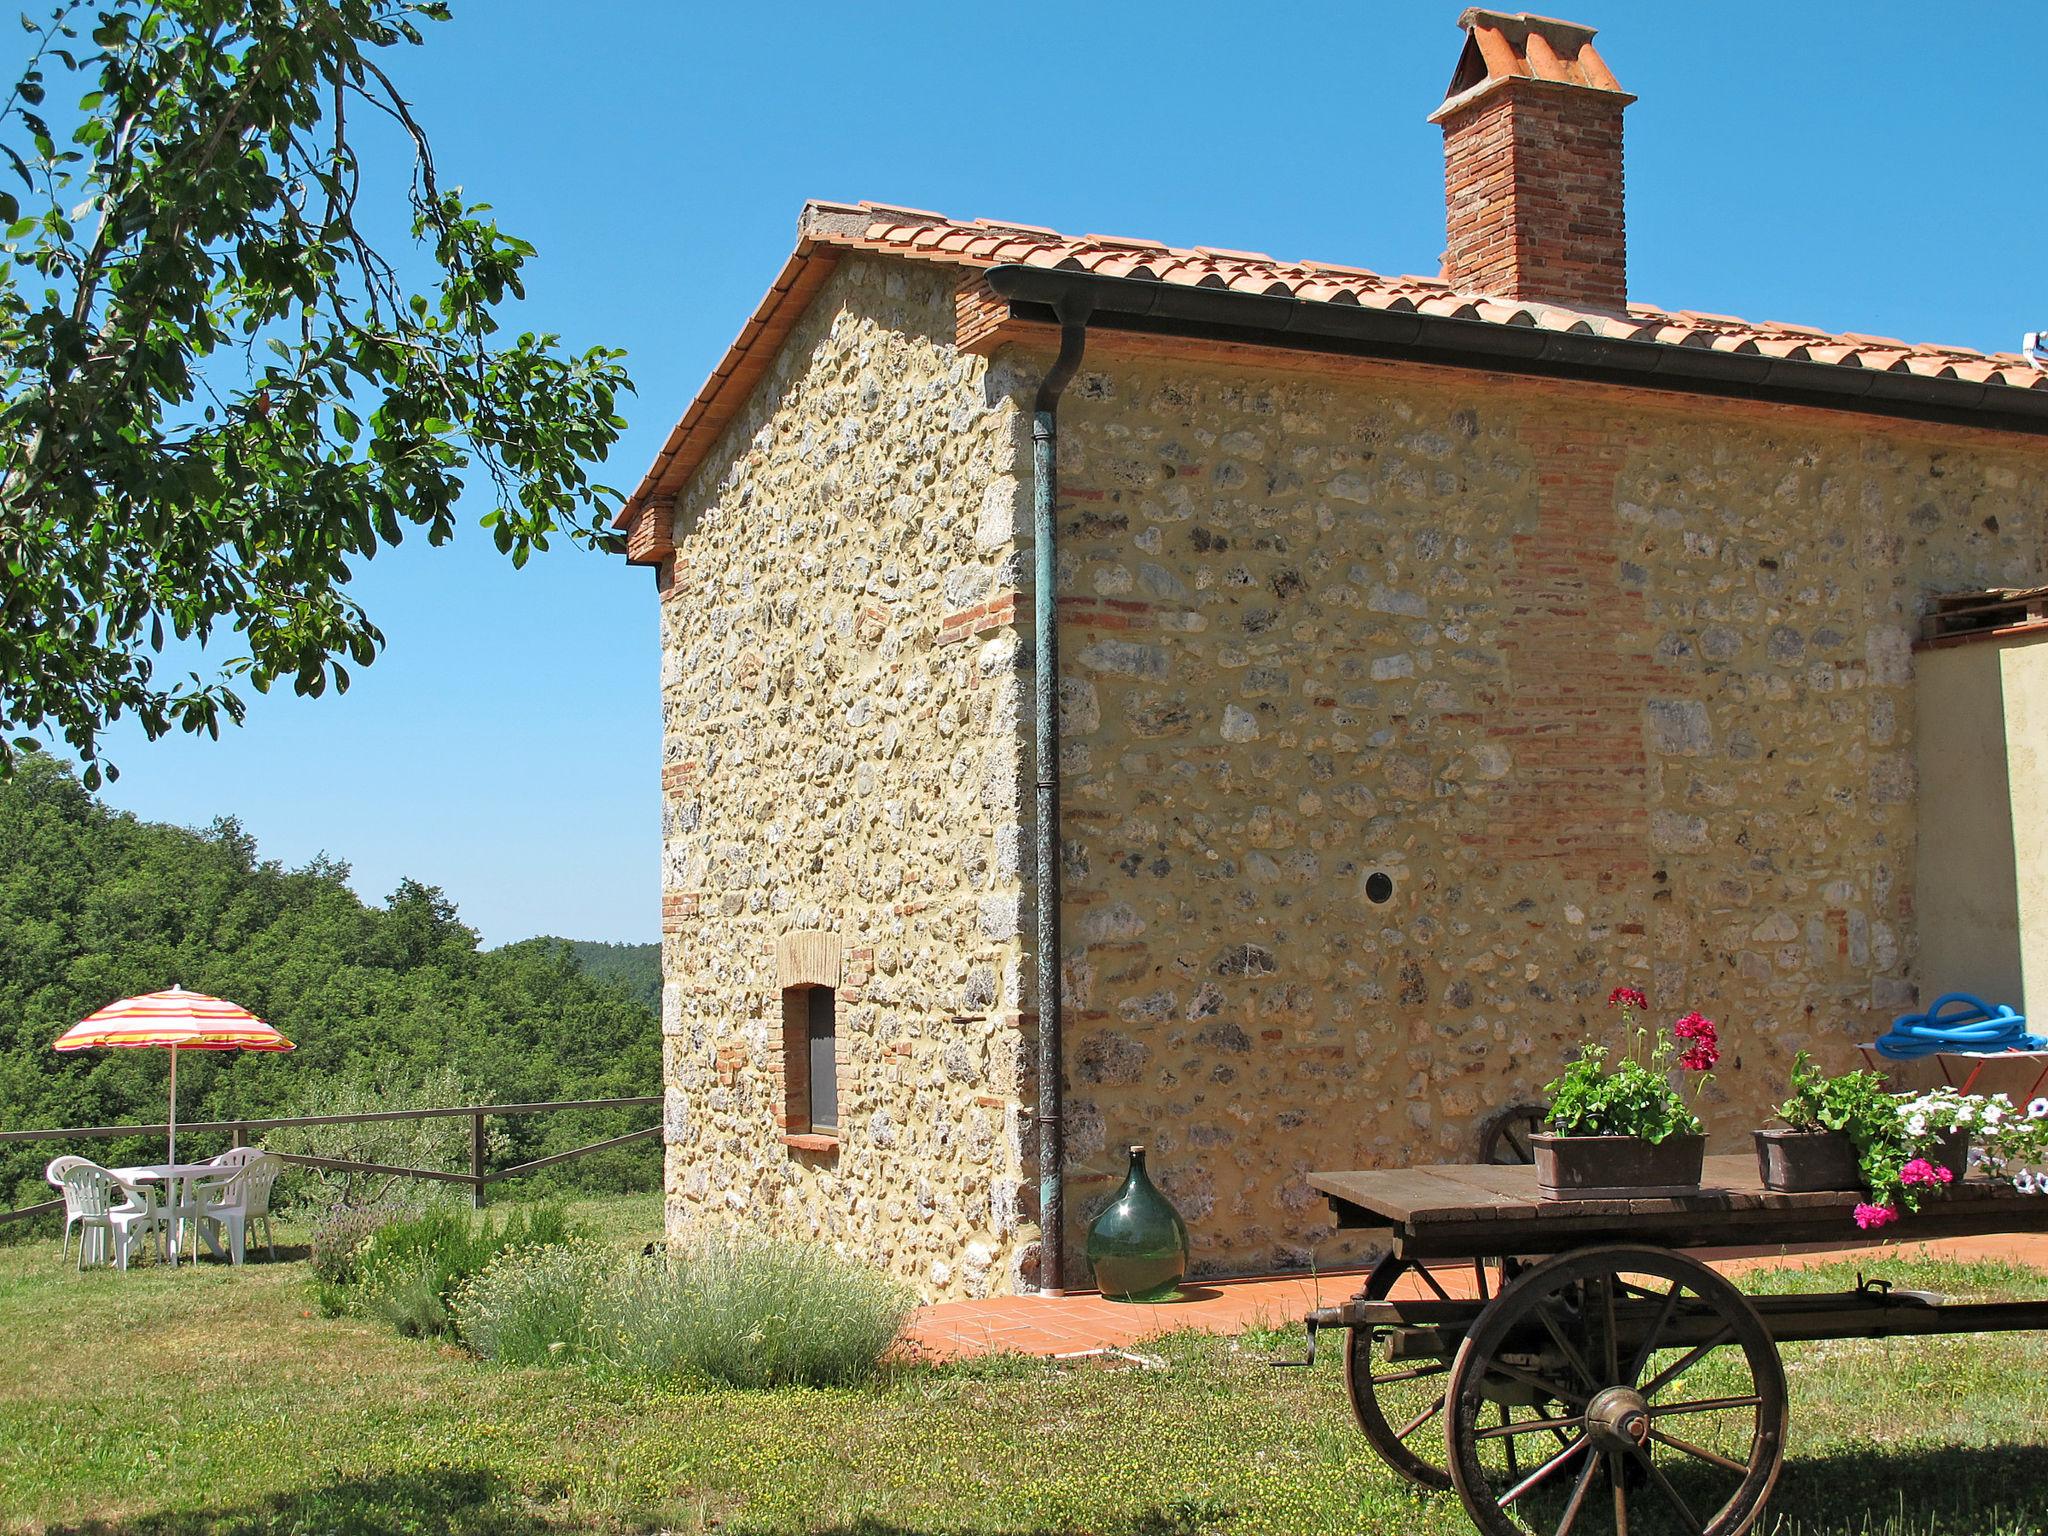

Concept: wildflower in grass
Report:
left=1853, top=1202, right=1900, bottom=1230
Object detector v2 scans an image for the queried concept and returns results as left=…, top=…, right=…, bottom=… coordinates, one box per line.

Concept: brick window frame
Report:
left=776, top=930, right=841, bottom=1153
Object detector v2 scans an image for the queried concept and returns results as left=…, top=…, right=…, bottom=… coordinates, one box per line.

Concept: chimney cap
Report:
left=1430, top=9, right=1633, bottom=122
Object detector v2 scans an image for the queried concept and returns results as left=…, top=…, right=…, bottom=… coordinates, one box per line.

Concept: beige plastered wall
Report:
left=1918, top=631, right=2048, bottom=1018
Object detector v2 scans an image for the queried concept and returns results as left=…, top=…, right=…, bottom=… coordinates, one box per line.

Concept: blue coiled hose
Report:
left=1873, top=992, right=2044, bottom=1059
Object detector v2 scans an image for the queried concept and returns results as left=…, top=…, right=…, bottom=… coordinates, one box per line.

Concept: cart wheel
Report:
left=1478, top=1101, right=1548, bottom=1165
left=1444, top=1245, right=1787, bottom=1536
left=1345, top=1252, right=1516, bottom=1490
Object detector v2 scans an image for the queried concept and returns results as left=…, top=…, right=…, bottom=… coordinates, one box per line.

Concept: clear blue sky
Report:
left=81, top=1, right=2048, bottom=947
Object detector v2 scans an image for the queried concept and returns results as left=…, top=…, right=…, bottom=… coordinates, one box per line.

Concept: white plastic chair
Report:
left=192, top=1152, right=282, bottom=1265
left=49, top=1161, right=161, bottom=1270
left=44, top=1155, right=91, bottom=1260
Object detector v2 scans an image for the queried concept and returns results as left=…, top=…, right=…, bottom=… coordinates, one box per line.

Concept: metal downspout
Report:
left=1033, top=304, right=1089, bottom=1296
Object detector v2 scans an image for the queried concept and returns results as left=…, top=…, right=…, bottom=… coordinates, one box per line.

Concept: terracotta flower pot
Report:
left=1531, top=1132, right=1707, bottom=1200
left=1754, top=1128, right=1862, bottom=1192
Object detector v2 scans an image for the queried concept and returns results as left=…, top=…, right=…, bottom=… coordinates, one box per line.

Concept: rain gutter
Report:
left=1031, top=299, right=1089, bottom=1297
left=983, top=266, right=2048, bottom=438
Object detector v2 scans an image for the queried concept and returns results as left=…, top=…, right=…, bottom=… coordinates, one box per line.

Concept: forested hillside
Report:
left=0, top=750, right=660, bottom=1210
left=537, top=938, right=660, bottom=1012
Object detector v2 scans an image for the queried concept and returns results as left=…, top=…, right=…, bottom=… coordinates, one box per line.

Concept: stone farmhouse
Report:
left=618, top=10, right=2048, bottom=1298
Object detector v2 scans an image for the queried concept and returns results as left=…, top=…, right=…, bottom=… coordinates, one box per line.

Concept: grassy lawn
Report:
left=7, top=1194, right=2048, bottom=1534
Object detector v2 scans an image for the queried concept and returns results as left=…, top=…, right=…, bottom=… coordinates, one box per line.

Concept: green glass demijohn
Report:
left=1087, top=1145, right=1190, bottom=1302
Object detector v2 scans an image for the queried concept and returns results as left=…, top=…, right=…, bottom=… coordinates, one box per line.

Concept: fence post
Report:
left=231, top=1124, right=245, bottom=1150
left=471, top=1113, right=486, bottom=1209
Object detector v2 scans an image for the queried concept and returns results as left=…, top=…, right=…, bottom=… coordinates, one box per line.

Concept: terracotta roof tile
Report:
left=618, top=199, right=2048, bottom=530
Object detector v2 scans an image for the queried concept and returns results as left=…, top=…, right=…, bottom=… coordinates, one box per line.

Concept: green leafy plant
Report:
left=0, top=1, right=632, bottom=783
left=1542, top=987, right=1715, bottom=1143
left=1777, top=1051, right=1898, bottom=1136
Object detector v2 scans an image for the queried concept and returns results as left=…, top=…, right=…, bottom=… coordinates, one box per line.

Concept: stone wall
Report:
left=653, top=249, right=2048, bottom=1297
left=1046, top=339, right=2048, bottom=1283
left=657, top=255, right=1041, bottom=1299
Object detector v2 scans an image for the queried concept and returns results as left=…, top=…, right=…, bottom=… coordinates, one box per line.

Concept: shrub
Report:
left=310, top=1205, right=397, bottom=1286
left=344, top=1201, right=582, bottom=1338
left=451, top=1240, right=612, bottom=1366
left=262, top=1066, right=507, bottom=1214
left=454, top=1231, right=915, bottom=1389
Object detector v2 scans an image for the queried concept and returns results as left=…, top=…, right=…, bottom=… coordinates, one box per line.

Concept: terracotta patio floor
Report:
left=901, top=1232, right=2048, bottom=1360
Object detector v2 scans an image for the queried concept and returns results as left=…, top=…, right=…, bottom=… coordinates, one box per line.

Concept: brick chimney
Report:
left=1429, top=9, right=1633, bottom=310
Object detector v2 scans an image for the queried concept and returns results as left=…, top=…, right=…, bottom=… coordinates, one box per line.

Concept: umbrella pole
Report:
left=168, top=1045, right=182, bottom=1265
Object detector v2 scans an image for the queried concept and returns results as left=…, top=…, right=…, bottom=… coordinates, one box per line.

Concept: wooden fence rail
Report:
left=1, top=1096, right=663, bottom=1225
left=0, top=1096, right=661, bottom=1141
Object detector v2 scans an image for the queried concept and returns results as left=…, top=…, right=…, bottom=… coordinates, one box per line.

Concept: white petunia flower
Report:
left=2017, top=1171, right=2037, bottom=1195
left=1906, top=1114, right=1928, bottom=1138
left=2029, top=1098, right=2048, bottom=1122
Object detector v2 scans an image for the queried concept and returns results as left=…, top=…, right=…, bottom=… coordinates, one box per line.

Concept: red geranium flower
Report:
left=1673, top=1011, right=1719, bottom=1071
left=1673, top=1010, right=1717, bottom=1044
left=1607, top=986, right=1649, bottom=1011
left=1679, top=1041, right=1719, bottom=1072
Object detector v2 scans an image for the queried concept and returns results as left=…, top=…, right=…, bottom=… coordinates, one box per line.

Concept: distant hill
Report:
left=536, top=939, right=660, bottom=1013
left=0, top=749, right=661, bottom=1210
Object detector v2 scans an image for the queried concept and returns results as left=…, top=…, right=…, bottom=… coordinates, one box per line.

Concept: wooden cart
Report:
left=1299, top=1154, right=2048, bottom=1536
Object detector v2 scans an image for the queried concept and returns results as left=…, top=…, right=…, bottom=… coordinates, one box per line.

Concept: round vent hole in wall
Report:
left=1364, top=871, right=1395, bottom=904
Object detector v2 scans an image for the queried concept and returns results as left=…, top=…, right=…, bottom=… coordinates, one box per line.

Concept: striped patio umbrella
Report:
left=54, top=986, right=293, bottom=1164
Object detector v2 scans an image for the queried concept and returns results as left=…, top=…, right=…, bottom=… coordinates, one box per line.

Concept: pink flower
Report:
left=1608, top=986, right=1648, bottom=1011
left=1899, top=1159, right=1958, bottom=1189
left=1853, top=1202, right=1901, bottom=1230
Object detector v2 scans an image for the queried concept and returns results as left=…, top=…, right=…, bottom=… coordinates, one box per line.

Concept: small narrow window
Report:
left=806, top=986, right=837, bottom=1133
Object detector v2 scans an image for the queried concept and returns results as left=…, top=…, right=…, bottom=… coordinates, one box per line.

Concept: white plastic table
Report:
left=112, top=1163, right=227, bottom=1264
